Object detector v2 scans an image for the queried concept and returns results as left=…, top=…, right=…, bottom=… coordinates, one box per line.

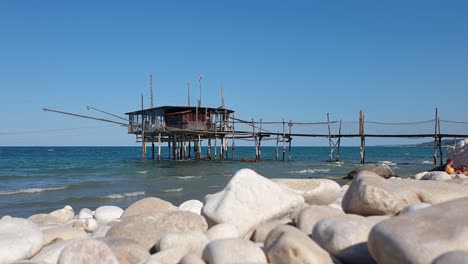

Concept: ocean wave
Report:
left=0, top=186, right=69, bottom=195
left=291, top=169, right=331, bottom=174
left=422, top=161, right=433, bottom=164
left=328, top=161, right=344, bottom=167
left=136, top=171, right=148, bottom=174
left=100, top=191, right=145, bottom=199
left=162, top=188, right=183, bottom=193
left=177, top=176, right=201, bottom=180
left=379, top=161, right=397, bottom=166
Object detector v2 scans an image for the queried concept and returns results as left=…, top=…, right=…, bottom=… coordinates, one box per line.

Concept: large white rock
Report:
left=73, top=218, right=99, bottom=233
left=447, top=139, right=468, bottom=167
left=413, top=171, right=428, bottom=180
left=399, top=203, right=432, bottom=215
left=98, top=237, right=151, bottom=264
left=368, top=197, right=468, bottom=264
left=202, top=238, right=267, bottom=264
left=272, top=178, right=341, bottom=205
left=433, top=250, right=468, bottom=264
left=202, top=168, right=304, bottom=237
left=343, top=171, right=468, bottom=216
left=156, top=230, right=209, bottom=257
left=31, top=239, right=82, bottom=264
left=179, top=253, right=205, bottom=264
left=205, top=223, right=240, bottom=241
left=295, top=205, right=344, bottom=235
left=49, top=205, right=75, bottom=224
left=0, top=216, right=44, bottom=263
left=251, top=216, right=292, bottom=243
left=42, top=225, right=89, bottom=245
left=311, top=214, right=387, bottom=264
left=94, top=206, right=124, bottom=223
left=121, top=197, right=177, bottom=218
left=78, top=208, right=94, bottom=219
left=420, top=171, right=453, bottom=181
left=106, top=211, right=208, bottom=250
left=57, top=239, right=119, bottom=264
left=142, top=247, right=186, bottom=264
left=264, top=225, right=335, bottom=264
left=179, top=200, right=203, bottom=215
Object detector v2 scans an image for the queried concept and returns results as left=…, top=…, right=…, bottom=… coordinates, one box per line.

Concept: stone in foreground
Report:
left=121, top=197, right=177, bottom=218
left=264, top=225, right=335, bottom=264
left=368, top=198, right=468, bottom=264
left=202, top=168, right=304, bottom=237
left=272, top=178, right=341, bottom=205
left=202, top=238, right=267, bottom=264
left=295, top=205, right=344, bottom=235
left=57, top=239, right=119, bottom=264
left=0, top=216, right=44, bottom=263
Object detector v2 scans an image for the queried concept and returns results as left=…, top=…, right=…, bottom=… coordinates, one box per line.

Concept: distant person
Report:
left=444, top=159, right=462, bottom=174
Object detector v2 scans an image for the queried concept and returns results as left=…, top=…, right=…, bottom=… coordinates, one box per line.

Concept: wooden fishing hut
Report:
left=125, top=106, right=235, bottom=160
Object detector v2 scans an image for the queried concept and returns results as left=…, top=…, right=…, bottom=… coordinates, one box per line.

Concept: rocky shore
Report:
left=1, top=165, right=468, bottom=264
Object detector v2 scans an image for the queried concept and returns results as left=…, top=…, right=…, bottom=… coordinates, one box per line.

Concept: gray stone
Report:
left=0, top=216, right=44, bottom=263
left=57, top=239, right=119, bottom=264
left=106, top=211, right=207, bottom=250
left=420, top=171, right=453, bottom=181
left=31, top=239, right=82, bottom=264
left=399, top=203, right=432, bottom=215
left=368, top=197, right=468, bottom=264
left=433, top=250, right=468, bottom=264
left=272, top=178, right=341, bottom=205
left=156, top=231, right=208, bottom=257
left=348, top=163, right=396, bottom=179
left=179, top=253, right=205, bottom=264
left=202, top=238, right=267, bottom=264
left=98, top=237, right=151, bottom=264
left=122, top=197, right=177, bottom=218
left=264, top=225, right=334, bottom=264
left=94, top=205, right=124, bottom=224
left=311, top=214, right=387, bottom=264
left=205, top=223, right=240, bottom=241
left=202, top=168, right=304, bottom=238
left=295, top=205, right=344, bottom=235
left=251, top=216, right=292, bottom=243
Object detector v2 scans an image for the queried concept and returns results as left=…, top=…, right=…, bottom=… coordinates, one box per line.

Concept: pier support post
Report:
left=359, top=111, right=366, bottom=164
left=152, top=142, right=155, bottom=160
left=282, top=119, right=286, bottom=162
left=157, top=132, right=161, bottom=161
left=288, top=120, right=293, bottom=161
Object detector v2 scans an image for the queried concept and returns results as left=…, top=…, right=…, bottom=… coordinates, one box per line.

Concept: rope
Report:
left=366, top=119, right=435, bottom=125
left=0, top=125, right=118, bottom=135
left=440, top=119, right=468, bottom=124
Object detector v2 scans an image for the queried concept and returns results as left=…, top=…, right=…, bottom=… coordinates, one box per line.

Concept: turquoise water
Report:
left=0, top=146, right=441, bottom=218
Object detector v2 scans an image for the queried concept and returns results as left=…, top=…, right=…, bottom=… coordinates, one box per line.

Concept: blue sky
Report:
left=1, top=1, right=467, bottom=146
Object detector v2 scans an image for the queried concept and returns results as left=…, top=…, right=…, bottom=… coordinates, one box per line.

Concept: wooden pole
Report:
left=253, top=118, right=258, bottom=160
left=168, top=140, right=171, bottom=160
left=337, top=120, right=342, bottom=161
left=188, top=141, right=191, bottom=159
left=433, top=108, right=438, bottom=165
left=157, top=132, right=161, bottom=161
left=214, top=114, right=218, bottom=160
left=275, top=134, right=279, bottom=160
left=231, top=114, right=235, bottom=160
left=282, top=118, right=286, bottom=162
left=359, top=111, right=366, bottom=164
left=152, top=142, right=155, bottom=160
left=141, top=94, right=146, bottom=160
left=327, top=113, right=332, bottom=162
left=288, top=120, right=292, bottom=161
left=173, top=137, right=177, bottom=161
left=258, top=118, right=262, bottom=160
left=438, top=117, right=443, bottom=165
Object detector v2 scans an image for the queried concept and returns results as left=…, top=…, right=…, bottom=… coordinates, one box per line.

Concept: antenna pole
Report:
left=198, top=75, right=202, bottom=107
left=188, top=81, right=191, bottom=107
left=221, top=84, right=225, bottom=108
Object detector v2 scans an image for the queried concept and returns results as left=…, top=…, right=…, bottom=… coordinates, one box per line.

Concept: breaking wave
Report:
left=100, top=191, right=145, bottom=199
left=0, top=186, right=69, bottom=195
left=291, top=169, right=331, bottom=174
left=162, top=188, right=183, bottom=193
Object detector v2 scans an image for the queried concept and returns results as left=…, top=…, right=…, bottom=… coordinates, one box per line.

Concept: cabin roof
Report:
left=125, top=106, right=234, bottom=115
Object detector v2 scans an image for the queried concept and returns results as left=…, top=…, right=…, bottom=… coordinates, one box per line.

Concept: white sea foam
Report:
left=329, top=161, right=344, bottom=167
left=292, top=168, right=331, bottom=174
left=100, top=191, right=145, bottom=199
left=0, top=186, right=68, bottom=195
left=177, top=176, right=201, bottom=180
left=422, top=160, right=433, bottom=164
left=379, top=161, right=397, bottom=166
left=136, top=171, right=148, bottom=174
left=162, top=188, right=183, bottom=193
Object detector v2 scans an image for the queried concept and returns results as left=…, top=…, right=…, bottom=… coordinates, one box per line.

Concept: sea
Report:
left=0, top=146, right=442, bottom=218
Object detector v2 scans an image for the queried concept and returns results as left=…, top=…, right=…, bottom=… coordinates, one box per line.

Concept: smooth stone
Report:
left=78, top=208, right=94, bottom=219
left=42, top=225, right=89, bottom=245
left=57, top=239, right=119, bottom=264
left=202, top=168, right=304, bottom=237
left=73, top=218, right=99, bottom=232
left=49, top=205, right=75, bottom=224
left=205, top=223, right=240, bottom=241
left=343, top=171, right=420, bottom=216
left=399, top=203, right=432, bottom=214
left=0, top=216, right=43, bottom=263
left=251, top=216, right=292, bottom=243
left=413, top=171, right=429, bottom=180
left=121, top=197, right=177, bottom=218
left=433, top=250, right=468, bottom=264
left=179, top=200, right=203, bottom=215
left=106, top=211, right=208, bottom=250
left=295, top=205, right=344, bottom=235
left=272, top=178, right=341, bottom=205
left=92, top=225, right=111, bottom=238
left=28, top=214, right=62, bottom=226
left=447, top=138, right=468, bottom=167
left=98, top=237, right=151, bottom=264
left=446, top=178, right=468, bottom=185
left=348, top=163, right=396, bottom=179
left=142, top=247, right=186, bottom=264
left=157, top=230, right=209, bottom=256
left=420, top=171, right=453, bottom=181
left=179, top=253, right=205, bottom=264
left=264, top=225, right=334, bottom=264
left=312, top=214, right=387, bottom=264
left=31, top=239, right=82, bottom=264
left=94, top=206, right=124, bottom=223
left=202, top=238, right=267, bottom=264
left=368, top=197, right=468, bottom=264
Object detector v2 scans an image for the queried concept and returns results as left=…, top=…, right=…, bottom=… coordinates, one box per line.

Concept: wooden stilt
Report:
left=359, top=111, right=366, bottom=164
left=231, top=114, right=235, bottom=160
left=168, top=140, right=171, bottom=160
left=288, top=120, right=292, bottom=161
left=282, top=118, right=286, bottom=162
left=188, top=141, right=191, bottom=159
left=157, top=132, right=161, bottom=161
left=433, top=108, right=439, bottom=165
left=207, top=138, right=211, bottom=158
left=152, top=142, right=155, bottom=160
left=275, top=135, right=279, bottom=160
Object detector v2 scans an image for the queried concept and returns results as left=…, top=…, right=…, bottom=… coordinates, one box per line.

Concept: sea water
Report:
left=0, top=146, right=441, bottom=217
